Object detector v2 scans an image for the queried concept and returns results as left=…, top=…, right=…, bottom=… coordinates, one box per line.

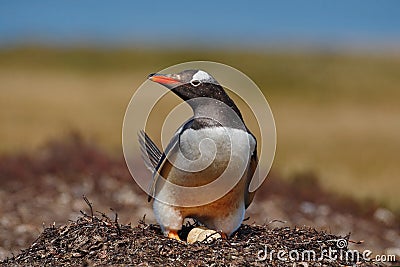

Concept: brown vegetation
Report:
left=1, top=209, right=385, bottom=267
left=0, top=135, right=399, bottom=265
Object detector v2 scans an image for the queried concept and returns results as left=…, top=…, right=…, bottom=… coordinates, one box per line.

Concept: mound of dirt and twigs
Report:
left=0, top=134, right=399, bottom=266
left=1, top=202, right=384, bottom=267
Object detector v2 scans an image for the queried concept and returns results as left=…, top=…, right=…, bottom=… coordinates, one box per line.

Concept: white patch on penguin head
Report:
left=190, top=70, right=217, bottom=87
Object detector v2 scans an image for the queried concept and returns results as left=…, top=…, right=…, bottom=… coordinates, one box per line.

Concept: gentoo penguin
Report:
left=139, top=69, right=258, bottom=240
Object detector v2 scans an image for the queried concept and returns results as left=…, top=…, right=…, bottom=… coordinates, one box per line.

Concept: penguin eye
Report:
left=190, top=80, right=201, bottom=87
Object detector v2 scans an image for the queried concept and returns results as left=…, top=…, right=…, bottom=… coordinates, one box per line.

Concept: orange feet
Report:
left=167, top=230, right=181, bottom=241
left=219, top=232, right=228, bottom=239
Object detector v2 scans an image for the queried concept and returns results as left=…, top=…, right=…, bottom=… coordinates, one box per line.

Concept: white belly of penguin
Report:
left=157, top=126, right=256, bottom=207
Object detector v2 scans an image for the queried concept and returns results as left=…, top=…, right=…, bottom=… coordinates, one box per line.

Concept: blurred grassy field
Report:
left=0, top=47, right=399, bottom=211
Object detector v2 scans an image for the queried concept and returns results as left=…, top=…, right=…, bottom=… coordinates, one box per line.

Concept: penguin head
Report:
left=148, top=69, right=225, bottom=102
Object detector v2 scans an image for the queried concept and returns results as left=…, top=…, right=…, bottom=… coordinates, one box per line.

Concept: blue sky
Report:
left=0, top=0, right=399, bottom=49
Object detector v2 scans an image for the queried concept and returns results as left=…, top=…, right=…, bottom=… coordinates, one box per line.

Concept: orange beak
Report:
left=148, top=73, right=181, bottom=86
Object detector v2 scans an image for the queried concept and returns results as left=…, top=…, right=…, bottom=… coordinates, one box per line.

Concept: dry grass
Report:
left=0, top=133, right=398, bottom=262
left=2, top=210, right=384, bottom=267
left=0, top=47, right=399, bottom=211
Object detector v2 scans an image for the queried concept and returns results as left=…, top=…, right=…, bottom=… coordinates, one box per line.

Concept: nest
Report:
left=2, top=207, right=383, bottom=267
